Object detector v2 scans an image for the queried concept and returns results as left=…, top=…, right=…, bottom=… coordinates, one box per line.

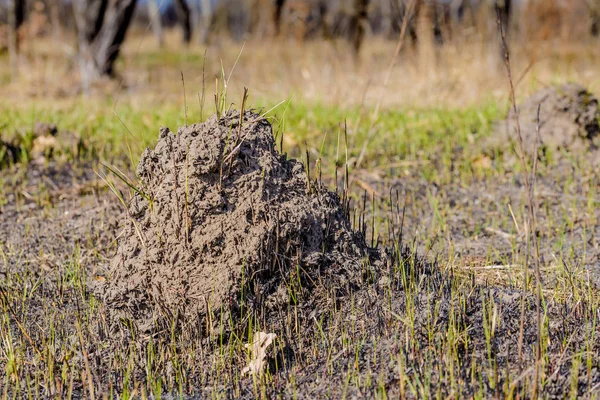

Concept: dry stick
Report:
left=238, top=87, right=249, bottom=141
left=531, top=105, right=543, bottom=397
left=496, top=7, right=542, bottom=395
left=224, top=88, right=250, bottom=175
left=0, top=286, right=43, bottom=359
left=200, top=48, right=208, bottom=121
left=215, top=76, right=220, bottom=118
left=496, top=8, right=528, bottom=371
left=181, top=71, right=188, bottom=126
left=354, top=0, right=416, bottom=174
left=75, top=317, right=96, bottom=400
left=372, top=0, right=416, bottom=122
left=225, top=42, right=245, bottom=88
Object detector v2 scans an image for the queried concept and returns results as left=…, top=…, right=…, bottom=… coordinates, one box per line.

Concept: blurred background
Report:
left=1, top=0, right=599, bottom=164
left=1, top=0, right=599, bottom=102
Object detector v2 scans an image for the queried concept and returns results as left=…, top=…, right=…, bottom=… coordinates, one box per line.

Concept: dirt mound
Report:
left=101, top=111, right=376, bottom=332
left=492, top=83, right=600, bottom=151
left=1, top=121, right=86, bottom=169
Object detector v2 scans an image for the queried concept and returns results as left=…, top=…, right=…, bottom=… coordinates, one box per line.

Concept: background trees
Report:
left=73, top=0, right=137, bottom=85
left=2, top=0, right=599, bottom=86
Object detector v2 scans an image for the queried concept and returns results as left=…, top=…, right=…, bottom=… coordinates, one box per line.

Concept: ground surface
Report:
left=1, top=36, right=600, bottom=398
left=1, top=121, right=599, bottom=399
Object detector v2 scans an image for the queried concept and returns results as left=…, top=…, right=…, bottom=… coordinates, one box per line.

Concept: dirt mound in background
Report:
left=101, top=111, right=377, bottom=332
left=0, top=121, right=86, bottom=169
left=492, top=83, right=600, bottom=151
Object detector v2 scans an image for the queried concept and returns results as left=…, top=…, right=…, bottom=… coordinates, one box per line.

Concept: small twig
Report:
left=0, top=286, right=43, bottom=359
left=497, top=6, right=543, bottom=394
left=508, top=203, right=521, bottom=236
left=245, top=99, right=287, bottom=125
left=353, top=0, right=416, bottom=174
left=181, top=71, right=188, bottom=126
left=238, top=87, right=249, bottom=142
left=200, top=48, right=207, bottom=121
left=214, top=76, right=220, bottom=119
left=226, top=42, right=245, bottom=87
left=531, top=104, right=544, bottom=395
left=75, top=316, right=96, bottom=400
left=497, top=6, right=528, bottom=370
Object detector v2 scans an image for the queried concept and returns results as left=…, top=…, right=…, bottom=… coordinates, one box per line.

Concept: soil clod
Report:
left=0, top=121, right=86, bottom=168
left=101, top=111, right=378, bottom=333
left=493, top=83, right=600, bottom=151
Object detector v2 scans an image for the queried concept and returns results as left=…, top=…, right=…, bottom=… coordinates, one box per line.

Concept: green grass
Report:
left=0, top=97, right=502, bottom=181
left=0, top=99, right=182, bottom=164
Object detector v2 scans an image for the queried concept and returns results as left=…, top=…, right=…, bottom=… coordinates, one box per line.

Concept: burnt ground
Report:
left=353, top=156, right=600, bottom=287
left=100, top=113, right=374, bottom=336
left=0, top=122, right=599, bottom=398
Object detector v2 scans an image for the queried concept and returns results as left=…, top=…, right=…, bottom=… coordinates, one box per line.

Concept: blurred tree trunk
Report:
left=318, top=0, right=331, bottom=39
left=199, top=0, right=213, bottom=44
left=174, top=0, right=193, bottom=44
left=73, top=0, right=137, bottom=86
left=390, top=0, right=418, bottom=46
left=8, top=0, right=25, bottom=77
left=147, top=0, right=164, bottom=47
left=14, top=0, right=25, bottom=45
left=589, top=0, right=600, bottom=35
left=352, top=0, right=370, bottom=56
left=8, top=0, right=25, bottom=52
left=76, top=0, right=109, bottom=42
left=273, top=0, right=286, bottom=36
left=49, top=0, right=62, bottom=39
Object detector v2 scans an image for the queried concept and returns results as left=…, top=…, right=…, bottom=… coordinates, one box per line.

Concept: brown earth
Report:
left=100, top=110, right=380, bottom=334
left=491, top=83, right=600, bottom=153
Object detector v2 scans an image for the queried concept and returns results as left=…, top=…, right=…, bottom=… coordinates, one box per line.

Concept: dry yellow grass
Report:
left=2, top=28, right=600, bottom=112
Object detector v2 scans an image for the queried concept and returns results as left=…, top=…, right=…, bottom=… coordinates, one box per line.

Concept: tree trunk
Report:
left=8, top=0, right=25, bottom=51
left=352, top=0, right=370, bottom=56
left=77, top=0, right=109, bottom=42
left=49, top=0, right=63, bottom=39
left=589, top=0, right=600, bottom=36
left=73, top=0, right=137, bottom=85
left=318, top=0, right=331, bottom=39
left=147, top=0, right=164, bottom=47
left=92, top=0, right=137, bottom=75
left=8, top=0, right=25, bottom=77
left=14, top=0, right=25, bottom=39
left=273, top=0, right=286, bottom=36
left=199, top=0, right=213, bottom=44
left=174, top=0, right=193, bottom=44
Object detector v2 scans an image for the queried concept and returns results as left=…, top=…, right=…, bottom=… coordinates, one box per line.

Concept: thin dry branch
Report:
left=496, top=5, right=543, bottom=396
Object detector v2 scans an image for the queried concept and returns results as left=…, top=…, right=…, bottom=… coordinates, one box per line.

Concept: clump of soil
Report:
left=492, top=83, right=600, bottom=151
left=0, top=121, right=86, bottom=168
left=101, top=111, right=377, bottom=332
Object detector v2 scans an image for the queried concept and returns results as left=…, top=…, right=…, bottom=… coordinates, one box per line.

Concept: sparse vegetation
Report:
left=0, top=1, right=599, bottom=398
